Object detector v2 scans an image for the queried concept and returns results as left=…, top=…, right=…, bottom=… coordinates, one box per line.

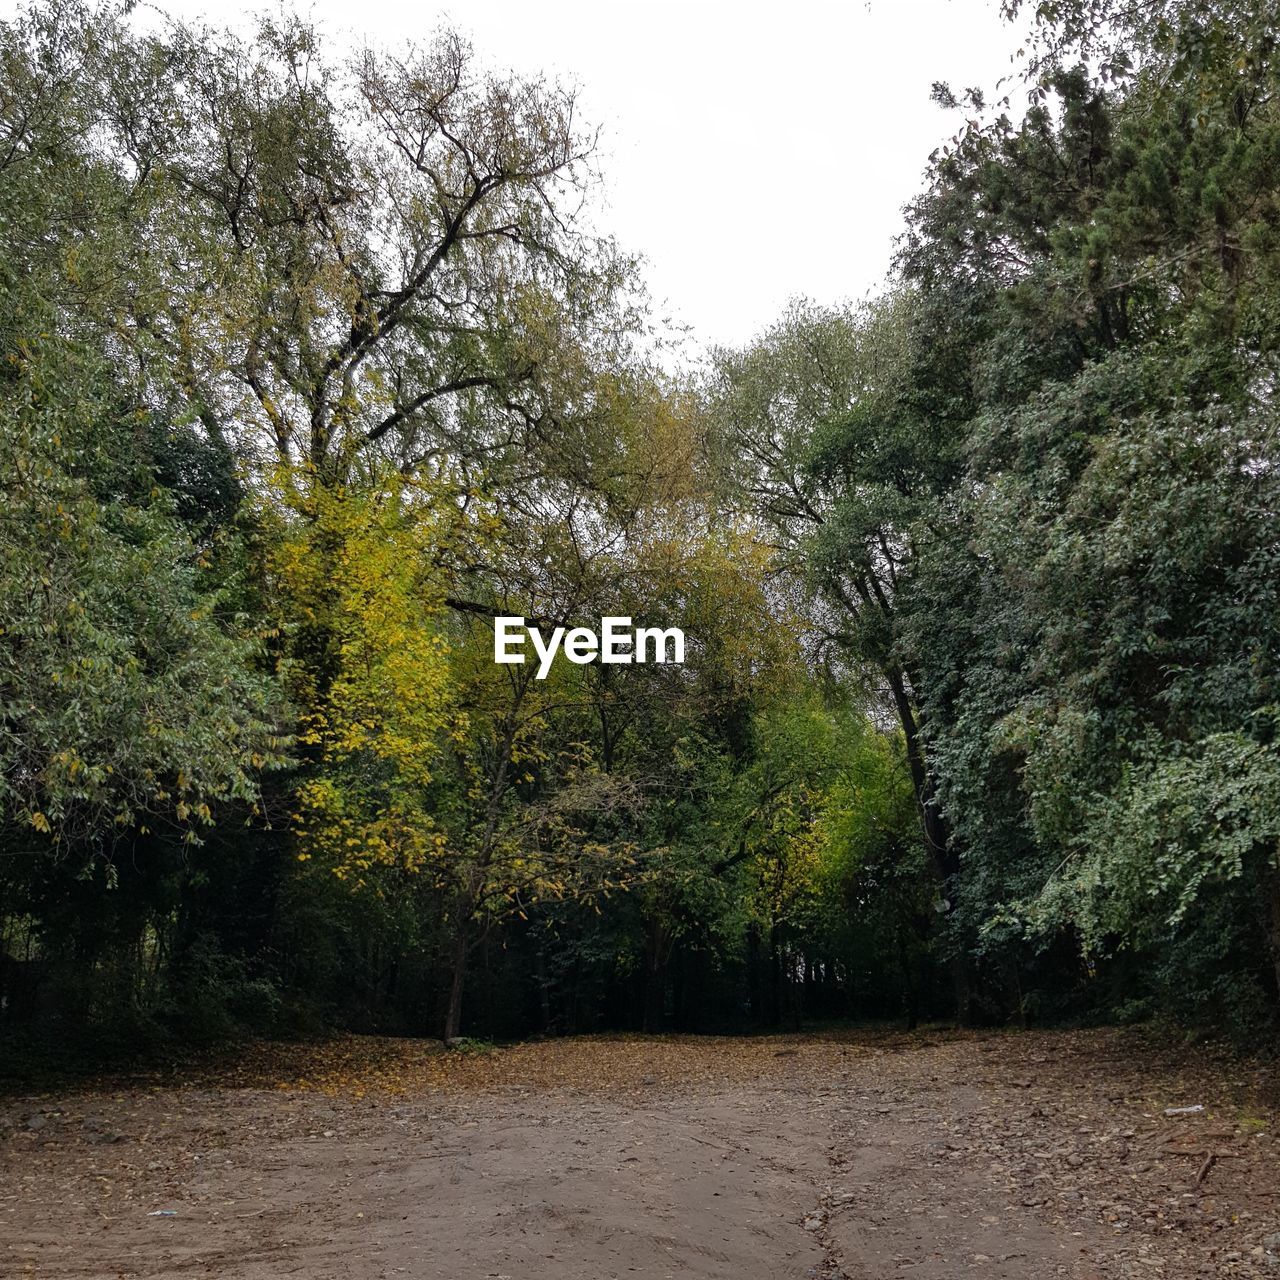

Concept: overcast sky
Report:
left=153, top=0, right=1022, bottom=354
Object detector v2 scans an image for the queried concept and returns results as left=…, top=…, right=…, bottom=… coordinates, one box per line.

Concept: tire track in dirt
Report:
left=3, top=1031, right=1277, bottom=1279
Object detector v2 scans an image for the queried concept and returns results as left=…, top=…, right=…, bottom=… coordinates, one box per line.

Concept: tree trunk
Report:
left=1011, top=960, right=1027, bottom=1031
left=769, top=922, right=782, bottom=1027
left=885, top=665, right=951, bottom=878
left=951, top=952, right=972, bottom=1028
left=1267, top=866, right=1280, bottom=1003
left=642, top=915, right=666, bottom=1032
left=443, top=925, right=467, bottom=1041
left=885, top=664, right=970, bottom=1024
left=536, top=944, right=552, bottom=1034
left=746, top=923, right=762, bottom=1024
left=897, top=928, right=918, bottom=1032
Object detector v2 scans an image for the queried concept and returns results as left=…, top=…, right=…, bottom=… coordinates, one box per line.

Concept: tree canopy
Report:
left=2, top=0, right=1278, bottom=1056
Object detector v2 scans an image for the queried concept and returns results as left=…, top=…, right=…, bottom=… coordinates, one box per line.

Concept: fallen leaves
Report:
left=2, top=1027, right=1277, bottom=1279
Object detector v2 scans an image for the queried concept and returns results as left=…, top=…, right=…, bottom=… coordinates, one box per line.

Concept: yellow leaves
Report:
left=293, top=777, right=449, bottom=883
left=267, top=465, right=482, bottom=883
left=63, top=242, right=82, bottom=285
left=29, top=811, right=51, bottom=833
left=160, top=1033, right=892, bottom=1104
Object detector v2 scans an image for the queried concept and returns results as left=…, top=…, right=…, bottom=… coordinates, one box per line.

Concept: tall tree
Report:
left=706, top=297, right=970, bottom=1009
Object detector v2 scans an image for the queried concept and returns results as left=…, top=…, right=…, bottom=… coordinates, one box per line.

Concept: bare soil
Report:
left=2, top=1028, right=1278, bottom=1279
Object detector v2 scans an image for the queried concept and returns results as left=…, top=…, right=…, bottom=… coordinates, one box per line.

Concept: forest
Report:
left=2, top=0, right=1279, bottom=1067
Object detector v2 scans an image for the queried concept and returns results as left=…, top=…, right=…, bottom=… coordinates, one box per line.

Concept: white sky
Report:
left=154, top=0, right=1023, bottom=354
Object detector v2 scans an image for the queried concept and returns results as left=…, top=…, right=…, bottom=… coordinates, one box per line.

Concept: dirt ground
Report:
left=2, top=1028, right=1278, bottom=1279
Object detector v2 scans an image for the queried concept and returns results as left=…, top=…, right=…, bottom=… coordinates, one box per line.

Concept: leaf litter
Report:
left=1, top=1027, right=1277, bottom=1278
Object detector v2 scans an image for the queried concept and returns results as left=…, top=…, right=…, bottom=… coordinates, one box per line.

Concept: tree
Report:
left=706, top=295, right=970, bottom=1012
left=0, top=339, right=286, bottom=859
left=0, top=1, right=287, bottom=864
left=38, top=3, right=639, bottom=491
left=895, top=1, right=1280, bottom=1034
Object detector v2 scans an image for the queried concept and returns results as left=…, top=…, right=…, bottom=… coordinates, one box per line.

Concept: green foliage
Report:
left=0, top=339, right=287, bottom=857
left=6, top=0, right=1278, bottom=1062
left=893, top=2, right=1280, bottom=1036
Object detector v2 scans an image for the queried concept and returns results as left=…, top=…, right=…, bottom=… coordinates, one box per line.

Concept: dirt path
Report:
left=2, top=1030, right=1277, bottom=1279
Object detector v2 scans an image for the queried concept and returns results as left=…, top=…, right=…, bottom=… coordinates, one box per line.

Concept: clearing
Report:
left=2, top=1029, right=1278, bottom=1279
